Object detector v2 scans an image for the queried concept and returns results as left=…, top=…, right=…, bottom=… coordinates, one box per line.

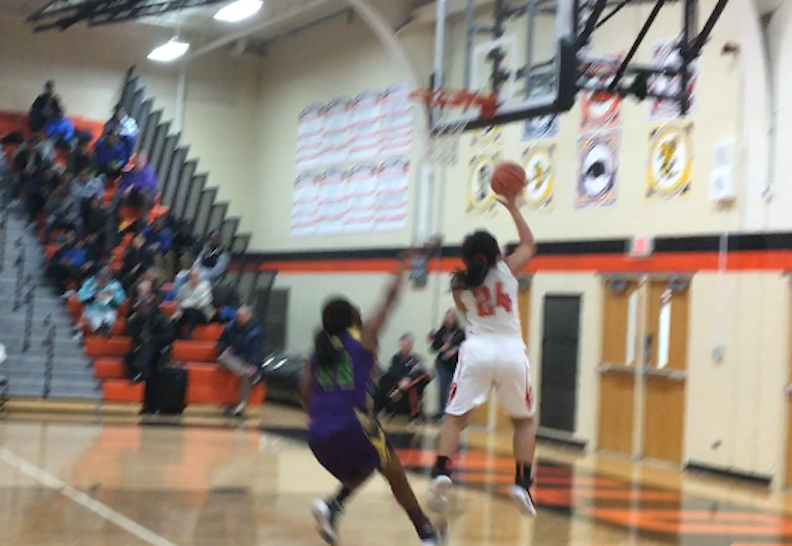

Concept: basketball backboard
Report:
left=430, top=0, right=578, bottom=132
left=426, top=0, right=729, bottom=133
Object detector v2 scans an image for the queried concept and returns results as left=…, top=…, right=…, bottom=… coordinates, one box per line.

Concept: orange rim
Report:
left=409, top=88, right=498, bottom=119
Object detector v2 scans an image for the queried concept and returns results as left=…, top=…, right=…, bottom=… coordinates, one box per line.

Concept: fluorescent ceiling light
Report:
left=148, top=39, right=190, bottom=62
left=214, top=0, right=263, bottom=23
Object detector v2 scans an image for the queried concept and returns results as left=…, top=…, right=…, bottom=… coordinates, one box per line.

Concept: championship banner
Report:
left=579, top=54, right=623, bottom=132
left=522, top=115, right=559, bottom=142
left=291, top=170, right=322, bottom=236
left=521, top=142, right=555, bottom=210
left=576, top=131, right=620, bottom=208
left=296, top=104, right=324, bottom=170
left=646, top=122, right=693, bottom=200
left=649, top=37, right=699, bottom=121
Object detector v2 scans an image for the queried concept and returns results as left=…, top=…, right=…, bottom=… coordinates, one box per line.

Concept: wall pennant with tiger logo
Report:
left=646, top=122, right=693, bottom=201
left=521, top=143, right=555, bottom=211
left=467, top=153, right=500, bottom=214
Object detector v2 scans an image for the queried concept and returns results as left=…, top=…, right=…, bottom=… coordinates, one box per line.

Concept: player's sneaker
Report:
left=428, top=475, right=453, bottom=513
left=311, top=498, right=342, bottom=545
left=508, top=484, right=537, bottom=516
left=417, top=521, right=440, bottom=545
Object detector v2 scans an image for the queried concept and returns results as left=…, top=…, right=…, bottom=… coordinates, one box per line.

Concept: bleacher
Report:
left=0, top=68, right=270, bottom=412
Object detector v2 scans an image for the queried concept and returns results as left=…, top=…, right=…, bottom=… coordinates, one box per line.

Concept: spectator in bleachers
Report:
left=141, top=216, right=173, bottom=277
left=373, top=333, right=431, bottom=424
left=29, top=81, right=63, bottom=133
left=173, top=268, right=214, bottom=339
left=125, top=294, right=175, bottom=414
left=66, top=136, right=97, bottom=177
left=170, top=220, right=199, bottom=275
left=173, top=230, right=230, bottom=292
left=77, top=267, right=125, bottom=339
left=428, top=309, right=465, bottom=419
left=116, top=152, right=157, bottom=222
left=71, top=165, right=104, bottom=213
left=23, top=165, right=55, bottom=225
left=45, top=227, right=89, bottom=295
left=12, top=132, right=55, bottom=200
left=43, top=179, right=80, bottom=243
left=216, top=305, right=264, bottom=417
left=119, top=233, right=154, bottom=293
left=95, top=130, right=130, bottom=180
left=82, top=196, right=112, bottom=254
left=103, top=104, right=139, bottom=154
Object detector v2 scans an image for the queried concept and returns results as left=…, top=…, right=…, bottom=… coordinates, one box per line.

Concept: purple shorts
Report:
left=309, top=412, right=391, bottom=483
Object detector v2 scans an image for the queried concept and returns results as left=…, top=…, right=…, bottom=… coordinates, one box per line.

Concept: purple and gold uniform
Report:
left=308, top=328, right=389, bottom=482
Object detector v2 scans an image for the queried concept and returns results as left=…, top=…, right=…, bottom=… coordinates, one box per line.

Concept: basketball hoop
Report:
left=410, top=88, right=498, bottom=166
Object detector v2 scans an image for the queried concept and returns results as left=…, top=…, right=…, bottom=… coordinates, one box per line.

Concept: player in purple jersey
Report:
left=301, top=253, right=440, bottom=546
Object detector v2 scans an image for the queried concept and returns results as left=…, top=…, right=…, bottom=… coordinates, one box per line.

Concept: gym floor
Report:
left=0, top=404, right=789, bottom=546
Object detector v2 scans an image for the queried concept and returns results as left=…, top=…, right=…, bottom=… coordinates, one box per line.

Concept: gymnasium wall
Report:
left=0, top=14, right=258, bottom=231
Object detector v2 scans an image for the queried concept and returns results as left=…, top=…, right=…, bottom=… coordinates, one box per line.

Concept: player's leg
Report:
left=379, top=449, right=440, bottom=545
left=429, top=341, right=492, bottom=513
left=311, top=471, right=374, bottom=545
left=495, top=341, right=538, bottom=516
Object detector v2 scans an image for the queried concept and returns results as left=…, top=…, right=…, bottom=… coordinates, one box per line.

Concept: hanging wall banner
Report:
left=648, top=37, right=699, bottom=121
left=374, top=158, right=410, bottom=231
left=296, top=104, right=324, bottom=171
left=291, top=170, right=322, bottom=236
left=646, top=122, right=693, bottom=200
left=579, top=54, right=623, bottom=132
left=348, top=90, right=382, bottom=162
left=343, top=164, right=378, bottom=233
left=522, top=115, right=559, bottom=142
left=576, top=131, right=620, bottom=208
left=467, top=153, right=499, bottom=214
left=521, top=142, right=556, bottom=210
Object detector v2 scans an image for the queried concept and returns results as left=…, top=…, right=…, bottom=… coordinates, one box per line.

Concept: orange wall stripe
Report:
left=259, top=250, right=792, bottom=275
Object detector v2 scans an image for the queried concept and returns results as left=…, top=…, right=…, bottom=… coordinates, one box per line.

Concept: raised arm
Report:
left=360, top=253, right=410, bottom=353
left=500, top=194, right=536, bottom=275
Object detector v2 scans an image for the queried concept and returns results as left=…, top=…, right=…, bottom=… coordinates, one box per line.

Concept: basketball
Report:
left=490, top=161, right=527, bottom=196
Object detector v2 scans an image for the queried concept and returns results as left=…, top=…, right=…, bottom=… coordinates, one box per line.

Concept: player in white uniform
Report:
left=428, top=192, right=538, bottom=516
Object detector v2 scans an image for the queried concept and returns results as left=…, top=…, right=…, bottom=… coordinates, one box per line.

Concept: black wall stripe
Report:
left=239, top=232, right=792, bottom=263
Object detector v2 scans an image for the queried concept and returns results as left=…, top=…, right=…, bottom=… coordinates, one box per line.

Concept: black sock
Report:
left=432, top=455, right=452, bottom=478
left=333, top=486, right=352, bottom=507
left=515, top=461, right=533, bottom=488
left=407, top=509, right=435, bottom=540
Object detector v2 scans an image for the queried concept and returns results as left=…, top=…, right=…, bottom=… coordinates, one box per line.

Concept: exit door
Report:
left=596, top=276, right=690, bottom=464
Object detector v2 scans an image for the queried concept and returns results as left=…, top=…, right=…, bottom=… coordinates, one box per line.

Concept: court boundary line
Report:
left=0, top=448, right=178, bottom=546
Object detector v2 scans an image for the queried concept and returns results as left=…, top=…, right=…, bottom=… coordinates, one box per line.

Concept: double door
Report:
left=597, top=276, right=690, bottom=464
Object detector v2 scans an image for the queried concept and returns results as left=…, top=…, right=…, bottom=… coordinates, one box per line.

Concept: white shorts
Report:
left=445, top=336, right=534, bottom=419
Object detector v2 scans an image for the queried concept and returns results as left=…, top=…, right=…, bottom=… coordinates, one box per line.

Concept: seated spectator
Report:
left=66, top=136, right=97, bottom=177
left=43, top=180, right=80, bottom=243
left=374, top=333, right=431, bottom=424
left=95, top=130, right=130, bottom=180
left=45, top=227, right=89, bottom=295
left=70, top=165, right=104, bottom=213
left=103, top=104, right=139, bottom=154
left=428, top=309, right=466, bottom=419
left=44, top=105, right=74, bottom=148
left=22, top=165, right=56, bottom=225
left=173, top=269, right=214, bottom=339
left=77, top=267, right=125, bottom=339
left=125, top=294, right=175, bottom=415
left=170, top=220, right=199, bottom=276
left=119, top=233, right=154, bottom=292
left=173, top=230, right=230, bottom=292
left=116, top=152, right=157, bottom=222
left=29, top=80, right=63, bottom=133
left=82, top=196, right=112, bottom=253
left=142, top=216, right=173, bottom=277
left=216, top=306, right=264, bottom=417
left=13, top=132, right=55, bottom=200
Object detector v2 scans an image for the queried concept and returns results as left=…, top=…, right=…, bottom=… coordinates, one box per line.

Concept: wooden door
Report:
left=597, top=279, right=639, bottom=456
left=785, top=286, right=792, bottom=487
left=641, top=278, right=689, bottom=465
left=469, top=287, right=531, bottom=430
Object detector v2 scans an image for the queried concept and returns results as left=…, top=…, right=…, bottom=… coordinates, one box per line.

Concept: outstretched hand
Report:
left=496, top=192, right=520, bottom=211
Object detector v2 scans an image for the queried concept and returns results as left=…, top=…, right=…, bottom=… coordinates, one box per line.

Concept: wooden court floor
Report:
left=0, top=405, right=791, bottom=546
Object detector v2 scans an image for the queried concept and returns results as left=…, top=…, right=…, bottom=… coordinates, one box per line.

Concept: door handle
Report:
left=646, top=368, right=688, bottom=381
left=644, top=334, right=654, bottom=365
left=597, top=363, right=635, bottom=374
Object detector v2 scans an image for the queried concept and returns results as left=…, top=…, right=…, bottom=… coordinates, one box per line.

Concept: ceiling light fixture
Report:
left=148, top=39, right=190, bottom=62
left=214, top=0, right=263, bottom=23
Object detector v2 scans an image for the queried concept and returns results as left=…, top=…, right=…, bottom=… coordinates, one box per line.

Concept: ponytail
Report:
left=451, top=231, right=500, bottom=291
left=451, top=255, right=490, bottom=290
left=313, top=330, right=342, bottom=368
